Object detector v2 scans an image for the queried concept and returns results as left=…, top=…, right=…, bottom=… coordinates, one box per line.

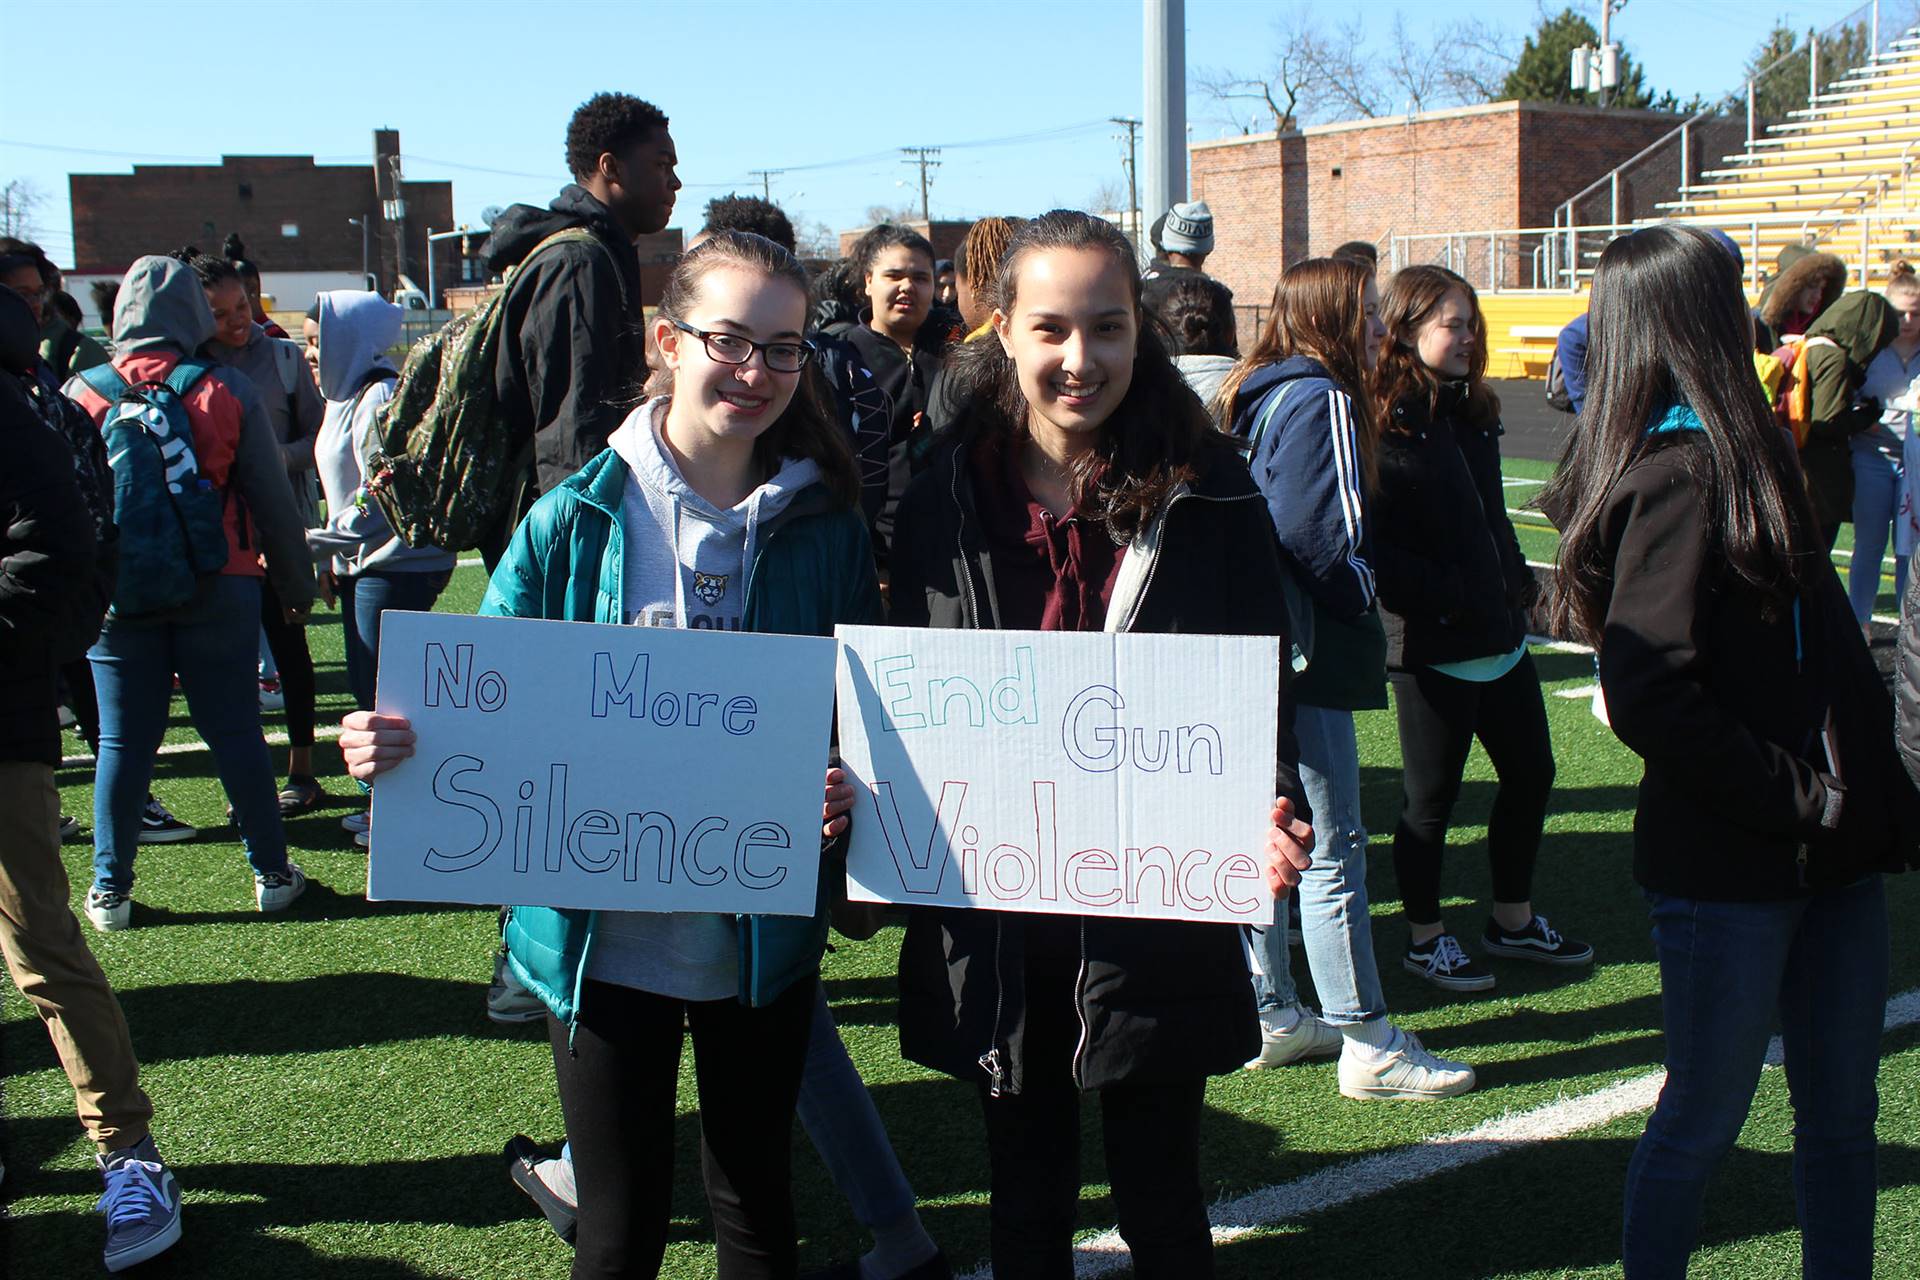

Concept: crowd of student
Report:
left=1, top=88, right=1917, bottom=1279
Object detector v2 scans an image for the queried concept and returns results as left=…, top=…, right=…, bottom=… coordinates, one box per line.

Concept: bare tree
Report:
left=1086, top=178, right=1128, bottom=216
left=1194, top=7, right=1329, bottom=134
left=1199, top=9, right=1523, bottom=132
left=795, top=217, right=840, bottom=260
left=1, top=178, right=43, bottom=240
left=863, top=202, right=921, bottom=226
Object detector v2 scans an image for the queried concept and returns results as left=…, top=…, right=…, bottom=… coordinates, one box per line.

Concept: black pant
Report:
left=978, top=946, right=1212, bottom=1280
left=1389, top=651, right=1556, bottom=925
left=259, top=574, right=316, bottom=751
left=60, top=658, right=100, bottom=753
left=550, top=976, right=815, bottom=1280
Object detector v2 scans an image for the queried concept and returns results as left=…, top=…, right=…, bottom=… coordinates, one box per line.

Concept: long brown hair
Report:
left=945, top=209, right=1231, bottom=544
left=1372, top=264, right=1498, bottom=430
left=656, top=230, right=858, bottom=508
left=1216, top=256, right=1378, bottom=485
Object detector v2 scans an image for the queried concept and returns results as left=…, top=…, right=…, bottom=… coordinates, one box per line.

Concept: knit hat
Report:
left=1154, top=201, right=1214, bottom=255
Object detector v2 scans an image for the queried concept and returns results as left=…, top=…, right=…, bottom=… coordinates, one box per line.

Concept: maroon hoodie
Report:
left=967, top=435, right=1123, bottom=632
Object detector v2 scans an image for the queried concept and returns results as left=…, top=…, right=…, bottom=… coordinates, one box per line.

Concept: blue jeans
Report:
left=1622, top=875, right=1888, bottom=1279
left=338, top=569, right=450, bottom=710
left=1248, top=705, right=1388, bottom=1025
left=796, top=981, right=917, bottom=1228
left=1847, top=441, right=1906, bottom=624
left=89, top=576, right=289, bottom=894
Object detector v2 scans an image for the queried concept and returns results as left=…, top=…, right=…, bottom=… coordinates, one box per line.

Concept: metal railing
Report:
left=1552, top=3, right=1918, bottom=271
left=1390, top=209, right=1920, bottom=294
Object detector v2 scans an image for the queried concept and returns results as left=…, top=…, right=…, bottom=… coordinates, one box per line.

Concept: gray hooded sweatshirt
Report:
left=62, top=254, right=315, bottom=611
left=307, top=291, right=454, bottom=576
left=585, top=395, right=821, bottom=999
left=207, top=322, right=326, bottom=522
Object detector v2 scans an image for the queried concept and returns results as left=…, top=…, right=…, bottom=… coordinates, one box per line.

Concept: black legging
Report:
left=61, top=658, right=101, bottom=754
left=259, top=575, right=315, bottom=751
left=978, top=945, right=1213, bottom=1280
left=1389, top=651, right=1556, bottom=926
left=550, top=976, right=815, bottom=1280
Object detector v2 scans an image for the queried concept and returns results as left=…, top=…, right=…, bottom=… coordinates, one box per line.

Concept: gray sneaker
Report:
left=97, top=1136, right=183, bottom=1272
left=487, top=949, right=546, bottom=1024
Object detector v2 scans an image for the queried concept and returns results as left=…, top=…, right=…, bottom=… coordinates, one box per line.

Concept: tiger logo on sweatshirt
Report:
left=692, top=571, right=729, bottom=608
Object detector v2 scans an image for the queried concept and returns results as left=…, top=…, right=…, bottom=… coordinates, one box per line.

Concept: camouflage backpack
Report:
left=361, top=227, right=612, bottom=550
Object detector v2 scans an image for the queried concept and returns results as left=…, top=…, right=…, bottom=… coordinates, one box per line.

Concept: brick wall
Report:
left=835, top=219, right=971, bottom=263
left=70, top=131, right=453, bottom=298
left=1189, top=101, right=1713, bottom=309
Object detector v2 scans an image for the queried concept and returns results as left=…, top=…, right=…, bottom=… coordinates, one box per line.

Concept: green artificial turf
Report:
left=5, top=507, right=1918, bottom=1279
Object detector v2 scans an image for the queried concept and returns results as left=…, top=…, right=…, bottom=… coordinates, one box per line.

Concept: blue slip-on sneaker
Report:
left=96, top=1135, right=183, bottom=1272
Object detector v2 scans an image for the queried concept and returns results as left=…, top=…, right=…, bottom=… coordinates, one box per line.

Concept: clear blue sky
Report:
left=0, top=0, right=1886, bottom=267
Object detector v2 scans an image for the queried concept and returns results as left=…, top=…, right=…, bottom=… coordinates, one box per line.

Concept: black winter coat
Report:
left=843, top=320, right=950, bottom=557
left=486, top=185, right=647, bottom=495
left=1374, top=387, right=1533, bottom=669
left=886, top=437, right=1299, bottom=1094
left=1, top=374, right=105, bottom=765
left=1602, top=434, right=1915, bottom=898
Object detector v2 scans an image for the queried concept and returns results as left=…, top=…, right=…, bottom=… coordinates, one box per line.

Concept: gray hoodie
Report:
left=62, top=255, right=315, bottom=611
left=208, top=322, right=326, bottom=522
left=608, top=396, right=820, bottom=630
left=307, top=291, right=454, bottom=576
left=585, top=395, right=822, bottom=999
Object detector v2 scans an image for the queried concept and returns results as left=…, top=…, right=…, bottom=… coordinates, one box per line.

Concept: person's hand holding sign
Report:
left=1263, top=796, right=1313, bottom=898
left=822, top=765, right=856, bottom=841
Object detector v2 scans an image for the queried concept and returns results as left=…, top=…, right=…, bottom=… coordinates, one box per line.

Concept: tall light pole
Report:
left=1111, top=117, right=1141, bottom=246
left=900, top=148, right=941, bottom=222
left=1143, top=0, right=1187, bottom=251
left=347, top=217, right=371, bottom=290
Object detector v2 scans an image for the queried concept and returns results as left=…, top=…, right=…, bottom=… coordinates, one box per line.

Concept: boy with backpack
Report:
left=62, top=256, right=317, bottom=930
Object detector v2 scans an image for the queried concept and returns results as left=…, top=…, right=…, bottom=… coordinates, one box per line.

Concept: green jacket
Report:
left=493, top=447, right=883, bottom=1025
left=1799, top=291, right=1900, bottom=532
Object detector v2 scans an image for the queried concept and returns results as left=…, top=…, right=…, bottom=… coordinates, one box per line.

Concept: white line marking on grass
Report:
left=457, top=557, right=485, bottom=567
left=1502, top=477, right=1540, bottom=487
left=964, top=987, right=1920, bottom=1280
left=1525, top=634, right=1595, bottom=655
left=61, top=724, right=344, bottom=768
left=1553, top=683, right=1601, bottom=699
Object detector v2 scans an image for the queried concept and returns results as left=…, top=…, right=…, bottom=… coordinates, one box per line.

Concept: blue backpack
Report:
left=78, top=360, right=233, bottom=616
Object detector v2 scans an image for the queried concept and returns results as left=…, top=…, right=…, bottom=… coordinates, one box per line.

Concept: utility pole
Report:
left=900, top=147, right=941, bottom=222
left=748, top=169, right=782, bottom=200
left=1143, top=0, right=1187, bottom=253
left=1598, top=0, right=1624, bottom=109
left=1111, top=117, right=1141, bottom=247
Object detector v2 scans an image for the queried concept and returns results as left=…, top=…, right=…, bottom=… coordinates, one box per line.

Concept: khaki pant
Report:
left=0, top=761, right=151, bottom=1152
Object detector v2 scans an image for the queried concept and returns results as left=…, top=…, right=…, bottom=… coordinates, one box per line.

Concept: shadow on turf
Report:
left=1209, top=1137, right=1920, bottom=1279
left=113, top=878, right=469, bottom=930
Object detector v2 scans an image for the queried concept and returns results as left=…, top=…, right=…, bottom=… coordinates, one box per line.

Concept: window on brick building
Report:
left=281, top=223, right=299, bottom=237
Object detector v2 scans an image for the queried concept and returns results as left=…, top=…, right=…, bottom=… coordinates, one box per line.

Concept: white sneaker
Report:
left=1245, top=1001, right=1343, bottom=1069
left=85, top=888, right=133, bottom=932
left=354, top=830, right=370, bottom=849
left=341, top=811, right=370, bottom=835
left=1339, top=1028, right=1476, bottom=1100
left=255, top=863, right=308, bottom=913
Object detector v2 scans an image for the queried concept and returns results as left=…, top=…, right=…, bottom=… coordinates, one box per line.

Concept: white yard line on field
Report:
left=970, top=987, right=1920, bottom=1280
left=61, top=723, right=344, bottom=769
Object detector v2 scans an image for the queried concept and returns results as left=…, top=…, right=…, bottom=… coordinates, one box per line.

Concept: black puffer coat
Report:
left=1373, top=386, right=1534, bottom=669
left=886, top=437, right=1299, bottom=1094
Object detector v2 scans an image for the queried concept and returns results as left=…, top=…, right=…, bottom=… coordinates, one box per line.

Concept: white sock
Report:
left=535, top=1154, right=576, bottom=1207
left=1261, top=1004, right=1304, bottom=1034
left=858, top=1208, right=938, bottom=1280
left=1343, top=1018, right=1402, bottom=1058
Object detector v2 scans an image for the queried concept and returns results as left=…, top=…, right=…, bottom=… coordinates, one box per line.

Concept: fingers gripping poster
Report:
left=834, top=626, right=1280, bottom=925
left=367, top=612, right=836, bottom=916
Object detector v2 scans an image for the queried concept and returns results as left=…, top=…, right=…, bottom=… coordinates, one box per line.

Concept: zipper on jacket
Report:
left=1070, top=918, right=1092, bottom=1088
left=949, top=462, right=983, bottom=628
left=979, top=917, right=1010, bottom=1097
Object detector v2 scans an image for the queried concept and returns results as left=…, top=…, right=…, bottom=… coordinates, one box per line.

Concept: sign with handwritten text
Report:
left=834, top=626, right=1279, bottom=925
left=367, top=612, right=835, bottom=916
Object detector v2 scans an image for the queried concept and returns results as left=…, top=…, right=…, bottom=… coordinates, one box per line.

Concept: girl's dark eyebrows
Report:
left=1024, top=307, right=1132, bottom=320
left=704, top=318, right=805, bottom=339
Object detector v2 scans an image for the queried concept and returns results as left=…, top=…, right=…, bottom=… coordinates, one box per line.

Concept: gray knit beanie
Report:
left=1155, top=201, right=1214, bottom=255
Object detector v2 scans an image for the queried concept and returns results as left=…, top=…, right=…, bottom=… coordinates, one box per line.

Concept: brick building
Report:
left=836, top=220, right=971, bottom=263
left=67, top=128, right=454, bottom=322
left=1188, top=101, right=1745, bottom=312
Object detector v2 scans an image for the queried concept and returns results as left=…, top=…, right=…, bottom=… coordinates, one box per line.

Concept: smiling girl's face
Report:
left=655, top=263, right=808, bottom=446
left=1412, top=285, right=1476, bottom=380
left=207, top=277, right=253, bottom=348
left=995, top=245, right=1137, bottom=446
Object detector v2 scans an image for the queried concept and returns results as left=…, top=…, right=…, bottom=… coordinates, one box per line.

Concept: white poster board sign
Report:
left=835, top=626, right=1280, bottom=925
left=368, top=612, right=835, bottom=916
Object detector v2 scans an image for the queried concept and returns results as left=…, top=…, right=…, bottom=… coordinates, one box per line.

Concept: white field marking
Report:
left=1525, top=633, right=1595, bottom=655
left=61, top=723, right=344, bottom=768
left=457, top=556, right=484, bottom=568
left=973, top=986, right=1920, bottom=1280
left=1502, top=477, right=1542, bottom=487
left=1554, top=683, right=1602, bottom=700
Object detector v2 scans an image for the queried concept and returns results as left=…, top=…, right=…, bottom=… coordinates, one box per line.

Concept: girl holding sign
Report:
left=342, top=231, right=936, bottom=1280
left=886, top=209, right=1313, bottom=1278
left=1542, top=224, right=1908, bottom=1280
left=1217, top=257, right=1476, bottom=1100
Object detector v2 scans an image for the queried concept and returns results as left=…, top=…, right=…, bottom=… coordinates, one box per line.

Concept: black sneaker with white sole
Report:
left=1403, top=932, right=1496, bottom=992
left=1481, top=914, right=1594, bottom=967
left=138, top=797, right=196, bottom=844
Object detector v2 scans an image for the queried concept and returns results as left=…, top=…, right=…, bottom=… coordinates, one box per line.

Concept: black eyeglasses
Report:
left=670, top=319, right=814, bottom=372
